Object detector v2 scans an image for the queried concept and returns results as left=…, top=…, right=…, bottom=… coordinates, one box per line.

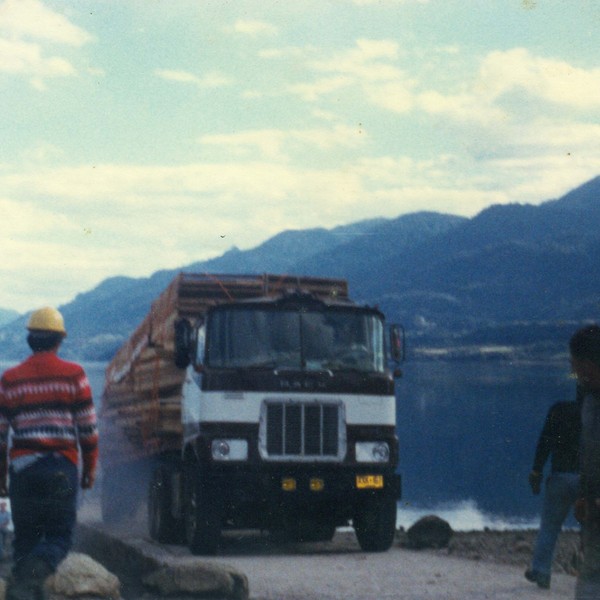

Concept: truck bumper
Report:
left=198, top=464, right=401, bottom=529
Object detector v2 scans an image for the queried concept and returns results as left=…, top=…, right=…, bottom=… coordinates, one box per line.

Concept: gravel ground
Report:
left=411, top=528, right=581, bottom=576
left=0, top=526, right=582, bottom=599
left=99, top=524, right=580, bottom=597
left=200, top=528, right=578, bottom=600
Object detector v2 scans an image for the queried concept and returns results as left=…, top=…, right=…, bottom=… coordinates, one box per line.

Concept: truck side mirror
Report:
left=174, top=319, right=192, bottom=369
left=390, top=324, right=405, bottom=363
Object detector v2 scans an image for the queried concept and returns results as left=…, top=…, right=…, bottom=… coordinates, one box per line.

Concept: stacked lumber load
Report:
left=101, top=273, right=348, bottom=463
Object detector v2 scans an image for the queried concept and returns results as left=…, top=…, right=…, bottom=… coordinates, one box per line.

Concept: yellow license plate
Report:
left=356, top=474, right=384, bottom=489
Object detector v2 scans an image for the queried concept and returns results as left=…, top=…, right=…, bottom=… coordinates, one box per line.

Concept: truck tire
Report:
left=353, top=494, right=397, bottom=552
left=183, top=465, right=221, bottom=555
left=148, top=465, right=181, bottom=543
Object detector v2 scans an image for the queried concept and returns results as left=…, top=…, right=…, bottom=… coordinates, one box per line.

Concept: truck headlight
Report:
left=211, top=439, right=248, bottom=461
left=355, top=441, right=390, bottom=463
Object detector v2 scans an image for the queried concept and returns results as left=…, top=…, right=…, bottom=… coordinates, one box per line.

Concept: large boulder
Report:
left=76, top=523, right=249, bottom=600
left=143, top=561, right=248, bottom=600
left=406, top=515, right=453, bottom=549
left=0, top=553, right=120, bottom=600
left=46, top=553, right=121, bottom=599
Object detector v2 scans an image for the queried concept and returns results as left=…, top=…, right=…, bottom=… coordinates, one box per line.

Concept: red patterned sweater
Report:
left=0, top=352, right=99, bottom=478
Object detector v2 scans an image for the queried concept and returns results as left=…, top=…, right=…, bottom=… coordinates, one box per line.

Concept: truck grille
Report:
left=259, top=400, right=346, bottom=462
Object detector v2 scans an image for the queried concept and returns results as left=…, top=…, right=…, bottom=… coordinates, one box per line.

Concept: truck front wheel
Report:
left=353, top=494, right=397, bottom=552
left=183, top=466, right=221, bottom=555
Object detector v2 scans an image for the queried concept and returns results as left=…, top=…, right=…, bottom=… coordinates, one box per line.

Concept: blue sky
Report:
left=1, top=0, right=599, bottom=313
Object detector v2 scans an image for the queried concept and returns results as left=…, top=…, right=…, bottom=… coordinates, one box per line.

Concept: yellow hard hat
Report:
left=27, top=306, right=67, bottom=336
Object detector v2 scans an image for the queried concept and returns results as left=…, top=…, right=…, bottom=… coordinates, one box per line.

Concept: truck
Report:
left=100, top=272, right=403, bottom=554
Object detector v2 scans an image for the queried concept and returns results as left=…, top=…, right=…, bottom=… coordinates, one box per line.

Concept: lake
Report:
left=396, top=358, right=577, bottom=530
left=1, top=358, right=576, bottom=531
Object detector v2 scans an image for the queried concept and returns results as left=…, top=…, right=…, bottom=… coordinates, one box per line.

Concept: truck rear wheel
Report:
left=353, top=494, right=397, bottom=552
left=183, top=466, right=221, bottom=555
left=148, top=465, right=181, bottom=543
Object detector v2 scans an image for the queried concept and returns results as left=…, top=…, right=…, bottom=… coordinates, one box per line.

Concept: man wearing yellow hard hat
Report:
left=0, top=307, right=99, bottom=600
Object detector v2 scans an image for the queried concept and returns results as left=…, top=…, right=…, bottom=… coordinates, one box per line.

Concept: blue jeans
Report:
left=9, top=453, right=78, bottom=572
left=531, top=471, right=580, bottom=577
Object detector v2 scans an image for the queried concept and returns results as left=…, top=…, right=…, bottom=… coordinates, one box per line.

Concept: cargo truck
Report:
left=101, top=273, right=403, bottom=554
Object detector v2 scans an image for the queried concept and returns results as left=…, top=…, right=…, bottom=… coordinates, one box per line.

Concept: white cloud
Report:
left=284, top=38, right=415, bottom=108
left=0, top=37, right=75, bottom=77
left=279, top=38, right=600, bottom=138
left=416, top=89, right=507, bottom=124
left=0, top=0, right=92, bottom=46
left=368, top=81, right=414, bottom=113
left=199, top=124, right=367, bottom=160
left=155, top=68, right=232, bottom=88
left=0, top=0, right=92, bottom=87
left=0, top=197, right=71, bottom=236
left=288, top=75, right=354, bottom=102
left=310, top=38, right=401, bottom=75
left=479, top=48, right=600, bottom=109
left=155, top=69, right=198, bottom=84
left=503, top=120, right=600, bottom=154
left=201, top=130, right=286, bottom=160
left=230, top=19, right=278, bottom=37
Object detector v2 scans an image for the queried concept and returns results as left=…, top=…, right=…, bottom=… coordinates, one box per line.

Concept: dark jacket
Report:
left=532, top=400, right=581, bottom=475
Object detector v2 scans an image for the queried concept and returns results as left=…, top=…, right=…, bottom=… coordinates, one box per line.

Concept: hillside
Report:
left=0, top=175, right=598, bottom=361
left=0, top=309, right=18, bottom=328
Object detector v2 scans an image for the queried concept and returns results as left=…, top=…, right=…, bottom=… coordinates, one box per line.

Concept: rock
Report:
left=46, top=553, right=121, bottom=599
left=143, top=561, right=249, bottom=600
left=407, top=515, right=454, bottom=549
left=0, top=554, right=120, bottom=600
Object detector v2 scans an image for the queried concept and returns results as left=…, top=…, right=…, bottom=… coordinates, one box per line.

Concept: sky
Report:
left=1, top=0, right=599, bottom=313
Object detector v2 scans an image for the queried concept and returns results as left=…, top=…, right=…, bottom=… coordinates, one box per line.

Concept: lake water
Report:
left=1, top=358, right=576, bottom=531
left=396, top=359, right=577, bottom=530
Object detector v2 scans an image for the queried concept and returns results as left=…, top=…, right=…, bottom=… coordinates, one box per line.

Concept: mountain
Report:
left=0, top=217, right=423, bottom=360
left=0, top=175, right=599, bottom=361
left=0, top=309, right=19, bottom=328
left=368, top=178, right=600, bottom=327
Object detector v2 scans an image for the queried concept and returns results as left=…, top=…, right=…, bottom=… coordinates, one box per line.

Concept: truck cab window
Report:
left=206, top=307, right=385, bottom=373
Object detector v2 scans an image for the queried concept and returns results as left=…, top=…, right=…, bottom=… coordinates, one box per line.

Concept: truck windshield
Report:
left=206, top=307, right=385, bottom=373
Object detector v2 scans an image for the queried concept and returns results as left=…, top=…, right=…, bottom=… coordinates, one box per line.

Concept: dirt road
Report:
left=79, top=523, right=576, bottom=600
left=203, top=532, right=575, bottom=600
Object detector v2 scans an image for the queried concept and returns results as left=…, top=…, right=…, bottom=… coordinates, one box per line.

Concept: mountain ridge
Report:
left=0, top=175, right=598, bottom=361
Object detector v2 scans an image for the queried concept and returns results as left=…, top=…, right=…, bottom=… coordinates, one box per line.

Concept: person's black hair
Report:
left=27, top=330, right=64, bottom=352
left=569, top=324, right=600, bottom=365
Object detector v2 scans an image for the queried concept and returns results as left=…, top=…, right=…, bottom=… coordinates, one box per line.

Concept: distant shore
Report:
left=413, top=346, right=570, bottom=364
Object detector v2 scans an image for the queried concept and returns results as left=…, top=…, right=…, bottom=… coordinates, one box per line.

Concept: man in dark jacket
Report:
left=525, top=394, right=581, bottom=589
